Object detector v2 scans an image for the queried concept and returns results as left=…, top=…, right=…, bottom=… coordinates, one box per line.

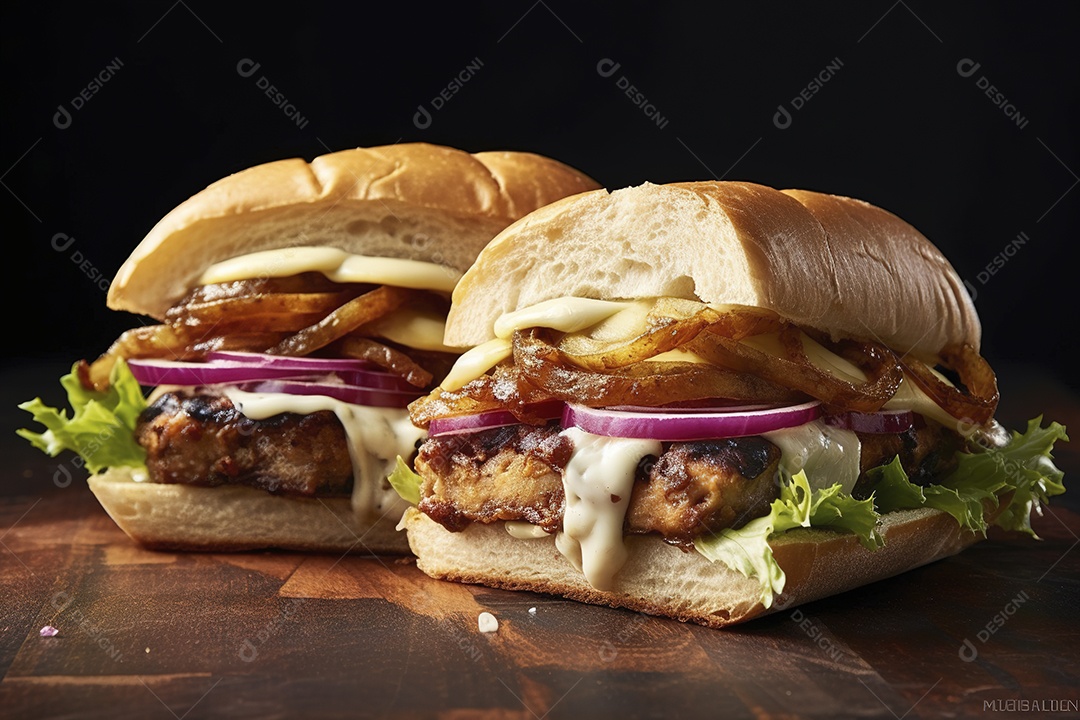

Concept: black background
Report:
left=3, top=1, right=1078, bottom=406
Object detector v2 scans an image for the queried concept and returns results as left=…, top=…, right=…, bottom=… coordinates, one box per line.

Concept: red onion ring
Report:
left=561, top=400, right=822, bottom=441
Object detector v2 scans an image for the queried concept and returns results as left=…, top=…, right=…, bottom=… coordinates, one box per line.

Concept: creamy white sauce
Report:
left=555, top=427, right=661, bottom=591
left=762, top=419, right=861, bottom=493
left=224, top=389, right=426, bottom=520
left=198, top=246, right=461, bottom=292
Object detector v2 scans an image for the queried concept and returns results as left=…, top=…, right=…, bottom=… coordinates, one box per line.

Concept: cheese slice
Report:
left=883, top=373, right=963, bottom=431
left=742, top=332, right=868, bottom=383
left=762, top=419, right=862, bottom=494
left=365, top=306, right=455, bottom=353
left=648, top=348, right=709, bottom=364
left=494, top=297, right=637, bottom=339
left=440, top=338, right=512, bottom=392
left=198, top=246, right=461, bottom=292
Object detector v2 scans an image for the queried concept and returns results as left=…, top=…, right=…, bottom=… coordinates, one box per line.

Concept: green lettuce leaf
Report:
left=694, top=472, right=800, bottom=607
left=870, top=456, right=927, bottom=510
left=17, top=360, right=147, bottom=474
left=868, top=457, right=983, bottom=532
left=948, top=417, right=1067, bottom=537
left=869, top=418, right=1068, bottom=537
left=388, top=456, right=422, bottom=505
left=696, top=472, right=883, bottom=607
left=809, top=484, right=884, bottom=550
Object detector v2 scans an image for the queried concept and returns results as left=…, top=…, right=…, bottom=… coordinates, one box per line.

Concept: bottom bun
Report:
left=403, top=507, right=981, bottom=627
left=89, top=468, right=410, bottom=554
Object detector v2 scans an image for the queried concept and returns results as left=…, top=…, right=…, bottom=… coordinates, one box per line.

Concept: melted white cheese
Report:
left=440, top=338, right=513, bottom=392
left=224, top=389, right=426, bottom=520
left=365, top=305, right=455, bottom=353
left=743, top=331, right=969, bottom=429
left=648, top=348, right=709, bottom=364
left=555, top=428, right=661, bottom=591
left=742, top=332, right=868, bottom=383
left=762, top=419, right=862, bottom=493
left=198, top=247, right=461, bottom=292
left=493, top=297, right=637, bottom=339
left=883, top=373, right=963, bottom=431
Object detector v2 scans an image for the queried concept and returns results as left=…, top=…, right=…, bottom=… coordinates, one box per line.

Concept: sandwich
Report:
left=18, top=142, right=599, bottom=553
left=396, top=180, right=1068, bottom=627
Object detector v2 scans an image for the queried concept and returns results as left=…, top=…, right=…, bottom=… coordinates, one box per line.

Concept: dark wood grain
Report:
left=2, top=362, right=1078, bottom=719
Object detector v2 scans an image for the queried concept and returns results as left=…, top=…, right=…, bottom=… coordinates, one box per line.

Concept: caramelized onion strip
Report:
left=517, top=328, right=804, bottom=408
left=165, top=292, right=361, bottom=331
left=336, top=336, right=433, bottom=388
left=554, top=305, right=784, bottom=371
left=900, top=343, right=999, bottom=425
left=266, top=285, right=412, bottom=357
left=687, top=325, right=902, bottom=413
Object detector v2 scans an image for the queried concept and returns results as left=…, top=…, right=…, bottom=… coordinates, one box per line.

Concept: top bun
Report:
left=108, top=143, right=600, bottom=320
left=445, top=181, right=979, bottom=359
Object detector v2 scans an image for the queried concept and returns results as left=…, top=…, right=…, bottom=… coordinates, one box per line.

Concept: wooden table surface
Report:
left=2, top=361, right=1079, bottom=719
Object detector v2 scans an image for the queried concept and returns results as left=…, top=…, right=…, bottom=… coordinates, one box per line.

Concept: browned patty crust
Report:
left=136, top=391, right=353, bottom=496
left=135, top=390, right=959, bottom=543
left=416, top=421, right=959, bottom=545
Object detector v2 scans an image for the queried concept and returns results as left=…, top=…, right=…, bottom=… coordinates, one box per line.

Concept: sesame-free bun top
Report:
left=108, top=143, right=600, bottom=320
left=445, top=181, right=980, bottom=359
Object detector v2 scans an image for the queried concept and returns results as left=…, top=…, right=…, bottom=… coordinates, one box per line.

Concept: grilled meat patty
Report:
left=416, top=420, right=960, bottom=545
left=136, top=388, right=961, bottom=540
left=416, top=426, right=781, bottom=544
left=136, top=391, right=353, bottom=496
